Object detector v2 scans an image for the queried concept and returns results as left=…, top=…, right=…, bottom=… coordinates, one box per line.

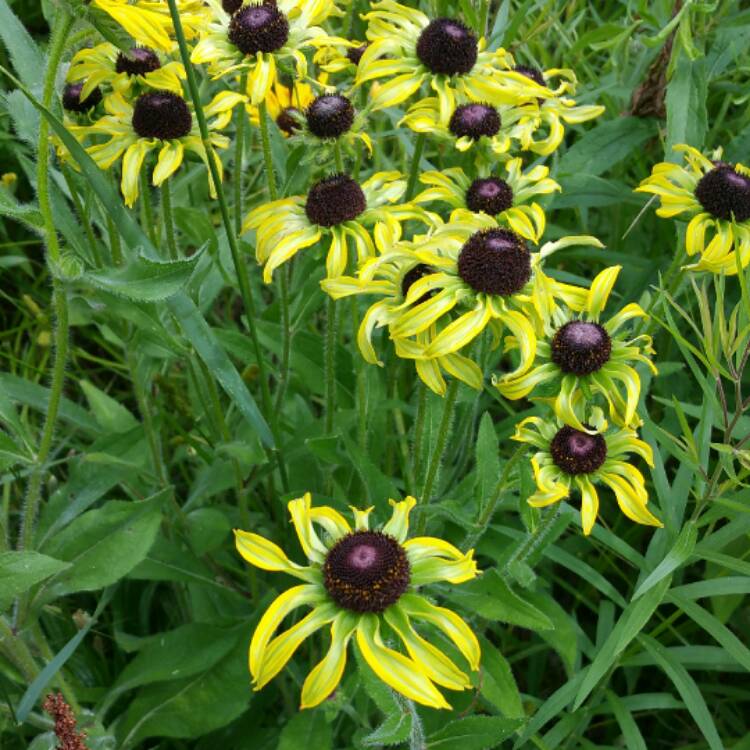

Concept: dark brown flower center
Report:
left=550, top=426, right=607, bottom=475
left=62, top=82, right=102, bottom=113
left=304, top=174, right=366, bottom=227
left=551, top=321, right=612, bottom=375
left=131, top=91, right=192, bottom=140
left=416, top=18, right=478, bottom=76
left=466, top=177, right=513, bottom=215
left=694, top=165, right=750, bottom=222
left=228, top=2, right=289, bottom=56
left=323, top=531, right=410, bottom=613
left=115, top=46, right=161, bottom=77
left=449, top=103, right=500, bottom=140
left=306, top=94, right=355, bottom=138
left=457, top=228, right=530, bottom=296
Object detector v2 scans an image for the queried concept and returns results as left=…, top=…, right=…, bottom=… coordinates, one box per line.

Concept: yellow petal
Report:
left=233, top=529, right=316, bottom=581
left=288, top=493, right=329, bottom=563
left=381, top=496, right=417, bottom=542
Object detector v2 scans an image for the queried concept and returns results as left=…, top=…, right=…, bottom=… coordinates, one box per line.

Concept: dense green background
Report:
left=1, top=0, right=750, bottom=748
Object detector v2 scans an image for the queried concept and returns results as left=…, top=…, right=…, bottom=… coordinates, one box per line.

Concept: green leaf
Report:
left=0, top=189, right=42, bottom=229
left=638, top=634, right=723, bottom=750
left=278, top=712, right=332, bottom=750
left=41, top=490, right=165, bottom=597
left=0, top=0, right=44, bottom=90
left=79, top=380, right=139, bottom=434
left=447, top=569, right=553, bottom=631
left=110, top=623, right=242, bottom=697
left=605, top=690, right=647, bottom=750
left=633, top=522, right=697, bottom=600
left=0, top=551, right=69, bottom=612
left=81, top=250, right=204, bottom=301
left=572, top=577, right=671, bottom=710
left=427, top=716, right=523, bottom=749
left=475, top=412, right=499, bottom=511
left=477, top=636, right=524, bottom=719
left=167, top=294, right=274, bottom=448
left=665, top=54, right=707, bottom=151
left=186, top=507, right=231, bottom=555
left=117, top=641, right=251, bottom=749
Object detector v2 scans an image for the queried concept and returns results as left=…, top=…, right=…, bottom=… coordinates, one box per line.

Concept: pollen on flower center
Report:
left=466, top=177, right=513, bottom=215
left=694, top=164, right=750, bottom=222
left=515, top=64, right=545, bottom=87
left=550, top=426, right=607, bottom=475
left=132, top=91, right=192, bottom=140
left=115, top=46, right=161, bottom=77
left=401, top=263, right=435, bottom=304
left=306, top=94, right=355, bottom=138
left=62, top=82, right=102, bottom=113
left=304, top=174, right=366, bottom=227
left=449, top=103, right=500, bottom=141
left=551, top=321, right=612, bottom=376
left=457, top=228, right=531, bottom=296
left=228, top=2, right=289, bottom=56
left=323, top=530, right=410, bottom=613
left=416, top=18, right=478, bottom=76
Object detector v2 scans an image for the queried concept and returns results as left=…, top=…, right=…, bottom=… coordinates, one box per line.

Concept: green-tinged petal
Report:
left=350, top=506, right=374, bottom=530
left=288, top=493, right=329, bottom=563
left=382, top=496, right=417, bottom=542
left=399, top=593, right=481, bottom=670
left=152, top=140, right=184, bottom=186
left=576, top=475, right=600, bottom=536
left=404, top=536, right=466, bottom=561
left=385, top=607, right=471, bottom=690
left=234, top=529, right=317, bottom=581
left=600, top=472, right=663, bottom=528
left=300, top=612, right=359, bottom=709
left=495, top=363, right=558, bottom=400
left=121, top=139, right=152, bottom=208
left=309, top=505, right=352, bottom=542
left=423, top=302, right=492, bottom=357
left=356, top=614, right=451, bottom=709
left=250, top=584, right=325, bottom=678
left=254, top=604, right=339, bottom=690
left=409, top=550, right=479, bottom=586
left=587, top=265, right=621, bottom=320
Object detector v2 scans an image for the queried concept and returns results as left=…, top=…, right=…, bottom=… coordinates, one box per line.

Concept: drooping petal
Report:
left=288, top=493, right=329, bottom=564
left=152, top=140, right=184, bottom=186
left=234, top=529, right=317, bottom=581
left=250, top=584, right=326, bottom=678
left=381, top=496, right=417, bottom=542
left=300, top=612, right=359, bottom=709
left=586, top=265, right=621, bottom=320
left=599, top=471, right=663, bottom=528
left=355, top=614, right=451, bottom=709
left=576, top=475, right=600, bottom=536
left=120, top=139, right=153, bottom=208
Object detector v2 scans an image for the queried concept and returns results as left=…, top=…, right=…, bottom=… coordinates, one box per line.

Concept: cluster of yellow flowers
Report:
left=61, top=0, right=750, bottom=713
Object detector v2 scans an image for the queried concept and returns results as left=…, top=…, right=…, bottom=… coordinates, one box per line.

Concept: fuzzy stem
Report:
left=234, top=73, right=248, bottom=235
left=324, top=295, right=338, bottom=435
left=412, top=382, right=427, bottom=484
left=107, top=214, right=123, bottom=265
left=161, top=180, right=178, bottom=260
left=257, top=100, right=278, bottom=199
left=416, top=379, right=458, bottom=534
left=165, top=0, right=288, bottom=491
left=503, top=505, right=561, bottom=575
left=140, top=169, right=157, bottom=246
left=405, top=133, right=426, bottom=201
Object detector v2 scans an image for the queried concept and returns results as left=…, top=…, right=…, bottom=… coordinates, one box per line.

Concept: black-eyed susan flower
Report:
left=61, top=83, right=103, bottom=116
left=510, top=64, right=605, bottom=155
left=414, top=161, right=560, bottom=243
left=512, top=409, right=663, bottom=535
left=496, top=266, right=656, bottom=431
left=243, top=171, right=430, bottom=281
left=356, top=0, right=548, bottom=116
left=79, top=87, right=245, bottom=206
left=353, top=210, right=601, bottom=378
left=400, top=95, right=538, bottom=158
left=234, top=493, right=480, bottom=709
left=636, top=145, right=750, bottom=274
left=322, top=220, right=482, bottom=396
left=92, top=0, right=207, bottom=51
left=246, top=78, right=318, bottom=136
left=191, top=0, right=338, bottom=106
left=67, top=43, right=185, bottom=99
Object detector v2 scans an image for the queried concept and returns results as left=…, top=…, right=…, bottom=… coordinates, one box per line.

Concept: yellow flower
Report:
left=496, top=266, right=656, bottom=431
left=242, top=171, right=431, bottom=281
left=92, top=0, right=207, bottom=51
left=414, top=161, right=560, bottom=244
left=78, top=87, right=245, bottom=207
left=322, top=218, right=483, bottom=396
left=191, top=0, right=339, bottom=105
left=636, top=144, right=750, bottom=274
left=234, top=493, right=480, bottom=709
left=66, top=43, right=185, bottom=99
left=507, top=66, right=605, bottom=155
left=512, top=408, right=663, bottom=536
left=356, top=0, right=549, bottom=116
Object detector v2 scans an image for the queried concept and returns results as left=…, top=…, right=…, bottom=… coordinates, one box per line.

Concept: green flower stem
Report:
left=416, top=378, right=458, bottom=534
left=324, top=295, right=338, bottom=435
left=18, top=7, right=75, bottom=560
left=479, top=0, right=490, bottom=35
left=234, top=73, right=249, bottom=235
left=161, top=180, right=178, bottom=261
left=165, top=0, right=288, bottom=491
left=405, top=133, right=426, bottom=201
left=61, top=167, right=102, bottom=267
left=257, top=100, right=278, bottom=199
left=334, top=140, right=345, bottom=172
left=140, top=169, right=157, bottom=246
left=107, top=215, right=123, bottom=265
left=412, top=381, right=427, bottom=483
left=503, top=504, right=561, bottom=575
left=463, top=444, right=526, bottom=549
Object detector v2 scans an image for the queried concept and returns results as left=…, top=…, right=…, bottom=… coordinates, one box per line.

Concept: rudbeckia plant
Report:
left=234, top=494, right=480, bottom=709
